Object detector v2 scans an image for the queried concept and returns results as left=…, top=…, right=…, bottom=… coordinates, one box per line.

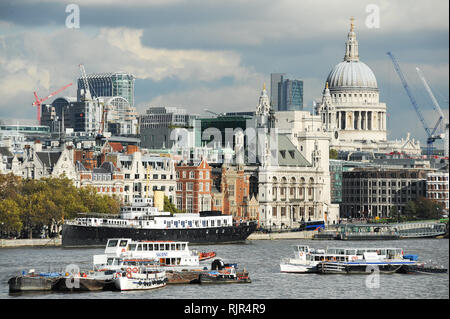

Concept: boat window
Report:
left=128, top=244, right=136, bottom=251
left=181, top=244, right=186, bottom=250
left=328, top=249, right=336, bottom=254
left=160, top=244, right=165, bottom=250
left=188, top=221, right=192, bottom=227
left=113, top=259, right=119, bottom=266
left=107, top=240, right=118, bottom=247
left=176, top=244, right=181, bottom=250
left=137, top=244, right=142, bottom=251
left=165, top=244, right=170, bottom=250
left=346, top=249, right=356, bottom=255
left=107, top=258, right=114, bottom=265
left=119, top=240, right=128, bottom=247
left=154, top=244, right=159, bottom=251
left=357, top=249, right=365, bottom=255
left=142, top=244, right=148, bottom=251
left=171, top=244, right=175, bottom=250
left=148, top=244, right=153, bottom=251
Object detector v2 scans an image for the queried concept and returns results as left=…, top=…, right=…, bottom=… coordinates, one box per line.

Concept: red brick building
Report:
left=175, top=159, right=212, bottom=213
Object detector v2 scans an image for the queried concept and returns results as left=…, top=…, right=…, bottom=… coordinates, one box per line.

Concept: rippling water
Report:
left=0, top=239, right=448, bottom=299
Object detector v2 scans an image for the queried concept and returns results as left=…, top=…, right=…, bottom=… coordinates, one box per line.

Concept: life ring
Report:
left=352, top=256, right=358, bottom=261
left=299, top=252, right=303, bottom=257
left=132, top=267, right=139, bottom=273
left=126, top=272, right=132, bottom=279
left=126, top=267, right=132, bottom=273
left=114, top=272, right=122, bottom=279
left=332, top=256, right=336, bottom=262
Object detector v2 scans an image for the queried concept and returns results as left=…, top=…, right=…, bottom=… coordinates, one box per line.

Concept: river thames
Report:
left=1, top=238, right=448, bottom=299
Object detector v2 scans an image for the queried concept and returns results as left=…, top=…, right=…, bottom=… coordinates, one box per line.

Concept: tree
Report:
left=329, top=149, right=339, bottom=160
left=164, top=196, right=180, bottom=214
left=0, top=199, right=22, bottom=235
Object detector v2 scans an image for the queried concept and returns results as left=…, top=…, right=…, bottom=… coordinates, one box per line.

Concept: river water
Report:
left=0, top=238, right=448, bottom=299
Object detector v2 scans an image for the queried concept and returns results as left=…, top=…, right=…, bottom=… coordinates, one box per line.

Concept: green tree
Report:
left=329, top=149, right=338, bottom=160
left=0, top=198, right=22, bottom=235
left=164, top=196, right=180, bottom=214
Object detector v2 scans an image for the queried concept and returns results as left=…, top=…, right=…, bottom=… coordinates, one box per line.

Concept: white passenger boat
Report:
left=113, top=268, right=167, bottom=291
left=280, top=245, right=418, bottom=274
left=93, top=238, right=209, bottom=273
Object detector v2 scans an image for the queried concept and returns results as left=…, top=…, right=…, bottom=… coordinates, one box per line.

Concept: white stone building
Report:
left=426, top=171, right=449, bottom=213
left=315, top=19, right=421, bottom=155
left=252, top=86, right=339, bottom=229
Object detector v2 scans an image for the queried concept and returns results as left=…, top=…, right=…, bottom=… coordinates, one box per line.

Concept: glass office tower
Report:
left=270, top=73, right=303, bottom=111
left=77, top=72, right=135, bottom=106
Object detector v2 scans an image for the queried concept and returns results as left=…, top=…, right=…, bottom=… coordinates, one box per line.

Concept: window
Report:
left=187, top=183, right=194, bottom=191
left=177, top=183, right=183, bottom=191
left=190, top=171, right=195, bottom=179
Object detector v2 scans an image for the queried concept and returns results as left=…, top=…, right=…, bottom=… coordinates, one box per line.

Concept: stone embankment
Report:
left=0, top=238, right=61, bottom=248
left=247, top=230, right=316, bottom=240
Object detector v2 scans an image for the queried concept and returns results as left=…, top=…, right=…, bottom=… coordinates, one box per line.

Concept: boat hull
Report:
left=62, top=223, right=257, bottom=247
left=8, top=276, right=58, bottom=292
left=114, top=273, right=167, bottom=291
left=280, top=263, right=317, bottom=273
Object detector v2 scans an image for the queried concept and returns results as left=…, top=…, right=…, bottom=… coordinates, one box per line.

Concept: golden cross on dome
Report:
left=350, top=17, right=355, bottom=31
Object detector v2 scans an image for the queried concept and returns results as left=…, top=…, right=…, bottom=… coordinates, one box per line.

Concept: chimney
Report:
left=126, top=145, right=139, bottom=155
left=34, top=140, right=42, bottom=152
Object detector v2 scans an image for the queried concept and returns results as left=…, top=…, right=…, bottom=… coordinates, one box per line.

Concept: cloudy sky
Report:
left=0, top=0, right=448, bottom=147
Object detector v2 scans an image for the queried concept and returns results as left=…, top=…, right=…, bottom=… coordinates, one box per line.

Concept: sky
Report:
left=0, top=0, right=448, bottom=147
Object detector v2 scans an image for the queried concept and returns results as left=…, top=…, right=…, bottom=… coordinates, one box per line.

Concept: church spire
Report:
left=344, top=17, right=359, bottom=62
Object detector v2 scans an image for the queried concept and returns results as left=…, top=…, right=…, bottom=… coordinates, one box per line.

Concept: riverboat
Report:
left=93, top=238, right=211, bottom=272
left=113, top=268, right=167, bottom=291
left=62, top=197, right=257, bottom=247
left=280, top=245, right=418, bottom=274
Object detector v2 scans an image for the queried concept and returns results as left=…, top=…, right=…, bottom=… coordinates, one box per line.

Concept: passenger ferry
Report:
left=93, top=238, right=210, bottom=272
left=62, top=197, right=257, bottom=247
left=280, top=245, right=418, bottom=274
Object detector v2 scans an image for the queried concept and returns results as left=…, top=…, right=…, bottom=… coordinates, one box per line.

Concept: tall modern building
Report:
left=270, top=73, right=285, bottom=110
left=270, top=73, right=303, bottom=111
left=140, top=107, right=198, bottom=149
left=77, top=72, right=135, bottom=107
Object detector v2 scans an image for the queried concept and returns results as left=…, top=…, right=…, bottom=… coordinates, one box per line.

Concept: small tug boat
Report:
left=113, top=268, right=167, bottom=291
left=195, top=259, right=251, bottom=284
left=198, top=268, right=251, bottom=284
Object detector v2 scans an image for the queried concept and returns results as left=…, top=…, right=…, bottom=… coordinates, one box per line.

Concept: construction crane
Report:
left=78, top=64, right=92, bottom=101
left=416, top=67, right=449, bottom=157
left=387, top=52, right=441, bottom=157
left=32, top=83, right=73, bottom=124
left=204, top=109, right=225, bottom=117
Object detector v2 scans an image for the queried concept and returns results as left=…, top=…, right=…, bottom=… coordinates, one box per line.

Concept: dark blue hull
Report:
left=62, top=222, right=257, bottom=247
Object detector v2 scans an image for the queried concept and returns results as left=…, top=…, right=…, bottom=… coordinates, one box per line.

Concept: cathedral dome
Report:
left=326, top=18, right=378, bottom=92
left=326, top=60, right=378, bottom=90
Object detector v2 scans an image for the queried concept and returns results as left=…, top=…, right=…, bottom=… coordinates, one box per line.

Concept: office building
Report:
left=77, top=72, right=135, bottom=107
left=140, top=107, right=197, bottom=149
left=270, top=73, right=304, bottom=111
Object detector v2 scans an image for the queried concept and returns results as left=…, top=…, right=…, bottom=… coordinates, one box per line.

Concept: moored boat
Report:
left=8, top=271, right=61, bottom=292
left=93, top=238, right=211, bottom=273
left=62, top=197, right=257, bottom=247
left=113, top=268, right=167, bottom=291
left=280, top=245, right=418, bottom=274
